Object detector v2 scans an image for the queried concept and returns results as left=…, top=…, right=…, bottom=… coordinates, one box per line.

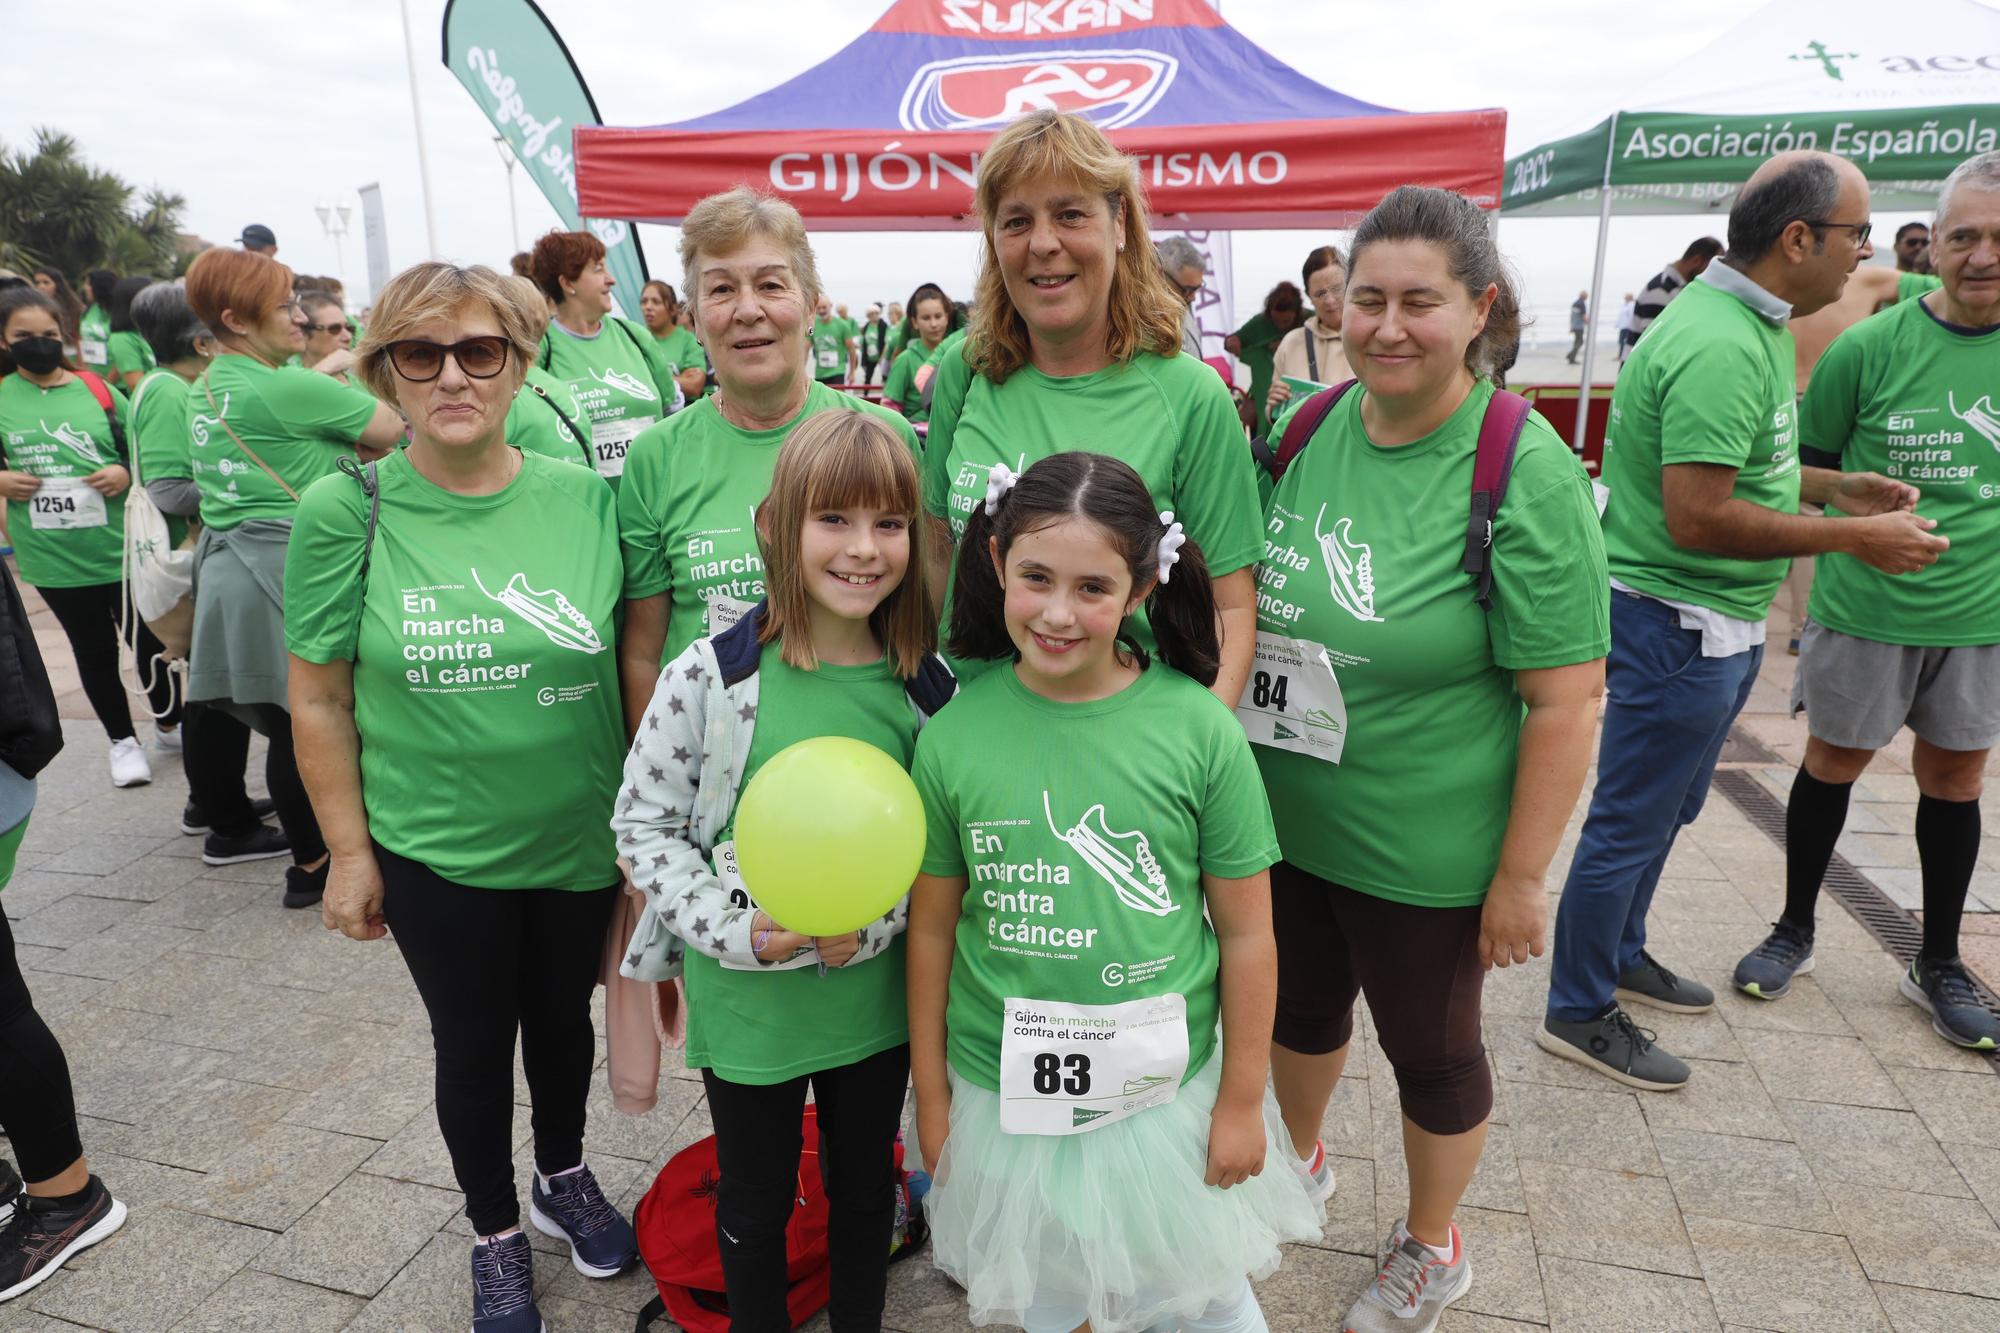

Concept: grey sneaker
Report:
left=1290, top=1139, right=1336, bottom=1206
left=1900, top=958, right=2000, bottom=1052
left=1340, top=1220, right=1472, bottom=1333
left=1616, top=949, right=1714, bottom=1013
left=1536, top=1007, right=1690, bottom=1091
left=1733, top=922, right=1815, bottom=1000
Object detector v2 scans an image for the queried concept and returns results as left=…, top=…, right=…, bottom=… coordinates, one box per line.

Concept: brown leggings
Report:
left=1270, top=861, right=1492, bottom=1136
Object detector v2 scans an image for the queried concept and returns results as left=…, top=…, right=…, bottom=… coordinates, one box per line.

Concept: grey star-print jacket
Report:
left=611, top=602, right=957, bottom=981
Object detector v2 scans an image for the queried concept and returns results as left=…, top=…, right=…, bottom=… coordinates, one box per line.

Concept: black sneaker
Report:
left=470, top=1231, right=546, bottom=1332
left=0, top=1161, right=19, bottom=1231
left=181, top=797, right=277, bottom=836
left=1616, top=949, right=1715, bottom=1013
left=1536, top=1007, right=1690, bottom=1091
left=1900, top=958, right=2000, bottom=1052
left=201, top=824, right=291, bottom=867
left=0, top=1175, right=128, bottom=1304
left=281, top=860, right=329, bottom=910
left=1733, top=922, right=1816, bottom=1000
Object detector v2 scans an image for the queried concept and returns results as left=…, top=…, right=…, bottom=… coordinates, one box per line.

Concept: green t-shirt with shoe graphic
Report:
left=1251, top=378, right=1609, bottom=907
left=683, top=641, right=918, bottom=1085
left=0, top=374, right=129, bottom=588
left=508, top=365, right=596, bottom=471
left=188, top=355, right=377, bottom=531
left=811, top=318, right=850, bottom=382
left=652, top=325, right=703, bottom=383
left=923, top=346, right=1263, bottom=683
left=1599, top=273, right=1802, bottom=621
left=914, top=663, right=1279, bottom=1093
left=1801, top=295, right=2000, bottom=647
left=618, top=381, right=919, bottom=664
left=537, top=316, right=674, bottom=489
left=286, top=448, right=625, bottom=891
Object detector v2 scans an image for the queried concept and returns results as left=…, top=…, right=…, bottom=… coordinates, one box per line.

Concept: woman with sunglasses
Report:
left=298, top=290, right=363, bottom=389
left=289, top=263, right=635, bottom=1333
left=182, top=248, right=404, bottom=911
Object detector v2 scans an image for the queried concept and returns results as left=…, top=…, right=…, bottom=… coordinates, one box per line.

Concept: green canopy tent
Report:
left=1502, top=0, right=2000, bottom=447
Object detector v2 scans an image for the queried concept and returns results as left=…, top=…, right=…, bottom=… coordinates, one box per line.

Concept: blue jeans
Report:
left=1547, top=592, right=1763, bottom=1023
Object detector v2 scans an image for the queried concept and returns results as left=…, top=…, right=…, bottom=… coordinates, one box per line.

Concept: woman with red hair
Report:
left=182, top=247, right=404, bottom=911
left=530, top=230, right=679, bottom=489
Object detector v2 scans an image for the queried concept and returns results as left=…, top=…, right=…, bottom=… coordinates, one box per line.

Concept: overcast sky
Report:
left=5, top=0, right=1990, bottom=342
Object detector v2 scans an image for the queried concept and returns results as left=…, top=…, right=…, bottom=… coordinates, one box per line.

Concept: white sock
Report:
left=538, top=1163, right=585, bottom=1190
left=1403, top=1224, right=1456, bottom=1263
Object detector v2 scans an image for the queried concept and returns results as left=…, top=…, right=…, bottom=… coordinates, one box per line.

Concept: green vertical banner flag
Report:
left=441, top=0, right=649, bottom=318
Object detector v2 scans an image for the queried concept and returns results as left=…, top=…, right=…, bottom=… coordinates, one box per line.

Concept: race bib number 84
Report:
left=1235, top=631, right=1345, bottom=764
left=998, top=993, right=1187, bottom=1136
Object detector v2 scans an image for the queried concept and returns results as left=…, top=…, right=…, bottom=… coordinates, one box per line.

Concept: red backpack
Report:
left=631, top=1105, right=928, bottom=1332
left=1253, top=379, right=1532, bottom=612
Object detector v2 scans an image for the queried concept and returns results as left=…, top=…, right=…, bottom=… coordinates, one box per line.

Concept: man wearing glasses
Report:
left=1155, top=235, right=1207, bottom=362
left=1539, top=152, right=1951, bottom=1092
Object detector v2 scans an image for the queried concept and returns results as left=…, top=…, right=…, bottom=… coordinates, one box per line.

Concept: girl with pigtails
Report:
left=906, top=451, right=1318, bottom=1333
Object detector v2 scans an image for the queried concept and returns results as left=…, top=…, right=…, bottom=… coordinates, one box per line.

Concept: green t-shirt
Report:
left=811, top=318, right=850, bottom=382
left=0, top=375, right=129, bottom=588
left=1895, top=272, right=1944, bottom=305
left=913, top=663, right=1279, bottom=1092
left=536, top=317, right=673, bottom=488
left=926, top=326, right=967, bottom=370
left=188, top=355, right=377, bottom=531
left=508, top=365, right=595, bottom=471
left=885, top=323, right=910, bottom=365
left=285, top=448, right=625, bottom=891
left=684, top=643, right=918, bottom=1084
left=619, top=382, right=918, bottom=663
left=79, top=305, right=111, bottom=375
left=1600, top=275, right=1802, bottom=621
left=882, top=345, right=932, bottom=423
left=1252, top=379, right=1609, bottom=906
left=861, top=320, right=886, bottom=362
left=1801, top=296, right=2000, bottom=646
left=652, top=325, right=703, bottom=383
left=128, top=370, right=193, bottom=548
left=1232, top=312, right=1290, bottom=436
left=108, top=330, right=155, bottom=379
left=923, top=346, right=1263, bottom=682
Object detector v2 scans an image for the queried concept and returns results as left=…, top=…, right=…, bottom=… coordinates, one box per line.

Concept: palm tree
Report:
left=0, top=128, right=186, bottom=277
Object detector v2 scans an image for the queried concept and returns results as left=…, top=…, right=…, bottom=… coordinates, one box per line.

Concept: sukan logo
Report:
left=898, top=51, right=1176, bottom=131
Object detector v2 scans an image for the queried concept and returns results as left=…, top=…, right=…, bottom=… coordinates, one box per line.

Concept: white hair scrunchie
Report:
left=1156, top=511, right=1187, bottom=585
left=984, top=462, right=1022, bottom=517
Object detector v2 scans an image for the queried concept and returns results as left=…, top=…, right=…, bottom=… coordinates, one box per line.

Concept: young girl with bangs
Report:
left=612, top=410, right=954, bottom=1333
left=907, top=451, right=1318, bottom=1333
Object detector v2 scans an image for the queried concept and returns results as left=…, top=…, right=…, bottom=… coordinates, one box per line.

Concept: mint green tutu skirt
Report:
left=928, top=1051, right=1323, bottom=1332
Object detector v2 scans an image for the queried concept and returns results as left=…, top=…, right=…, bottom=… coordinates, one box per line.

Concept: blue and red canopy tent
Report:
left=575, top=0, right=1506, bottom=229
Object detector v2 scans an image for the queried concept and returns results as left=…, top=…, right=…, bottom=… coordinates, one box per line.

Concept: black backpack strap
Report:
left=528, top=381, right=594, bottom=470
left=335, top=455, right=382, bottom=584
left=1253, top=378, right=1358, bottom=481
left=633, top=1294, right=666, bottom=1331
left=1463, top=390, right=1533, bottom=613
left=538, top=329, right=554, bottom=372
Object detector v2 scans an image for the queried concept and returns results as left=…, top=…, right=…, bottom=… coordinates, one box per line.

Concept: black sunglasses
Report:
left=1801, top=219, right=1873, bottom=245
left=386, top=336, right=511, bottom=382
left=301, top=321, right=347, bottom=336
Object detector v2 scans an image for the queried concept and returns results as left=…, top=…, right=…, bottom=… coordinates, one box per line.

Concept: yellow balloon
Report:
left=733, top=736, right=926, bottom=937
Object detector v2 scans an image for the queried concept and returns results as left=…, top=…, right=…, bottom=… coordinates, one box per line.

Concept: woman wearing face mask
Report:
left=923, top=110, right=1265, bottom=710
left=1267, top=246, right=1350, bottom=423
left=128, top=280, right=287, bottom=864
left=0, top=288, right=181, bottom=786
left=531, top=231, right=679, bottom=491
left=639, top=280, right=707, bottom=404
left=182, top=247, right=405, bottom=910
left=616, top=187, right=918, bottom=722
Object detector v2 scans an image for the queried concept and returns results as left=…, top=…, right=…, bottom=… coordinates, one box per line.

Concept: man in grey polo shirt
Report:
left=1540, top=151, right=1950, bottom=1091
left=1734, top=151, right=2000, bottom=1052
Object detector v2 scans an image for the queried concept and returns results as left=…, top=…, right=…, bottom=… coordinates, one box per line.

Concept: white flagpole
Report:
left=399, top=0, right=441, bottom=258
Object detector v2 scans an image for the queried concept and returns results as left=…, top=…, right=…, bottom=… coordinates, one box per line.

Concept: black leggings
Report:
left=701, top=1043, right=912, bottom=1333
left=36, top=580, right=181, bottom=742
left=1270, top=861, right=1492, bottom=1136
left=227, top=702, right=324, bottom=864
left=179, top=702, right=257, bottom=835
left=377, top=843, right=617, bottom=1236
left=0, top=905, right=83, bottom=1183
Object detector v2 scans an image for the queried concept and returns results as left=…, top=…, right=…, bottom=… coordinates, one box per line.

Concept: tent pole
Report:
left=1572, top=113, right=1617, bottom=456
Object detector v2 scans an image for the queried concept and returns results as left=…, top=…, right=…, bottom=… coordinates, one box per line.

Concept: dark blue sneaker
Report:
left=470, top=1231, right=545, bottom=1332
left=529, top=1165, right=637, bottom=1278
left=1901, top=957, right=2000, bottom=1052
left=1733, top=922, right=1815, bottom=1000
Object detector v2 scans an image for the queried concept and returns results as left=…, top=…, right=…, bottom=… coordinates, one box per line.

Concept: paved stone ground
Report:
left=4, top=572, right=2000, bottom=1333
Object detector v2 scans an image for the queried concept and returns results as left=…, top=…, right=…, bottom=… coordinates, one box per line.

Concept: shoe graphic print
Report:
left=1316, top=505, right=1383, bottom=623
left=1950, top=389, right=2000, bottom=449
left=1044, top=792, right=1178, bottom=917
left=46, top=419, right=105, bottom=466
left=590, top=366, right=657, bottom=402
left=473, top=568, right=607, bottom=654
